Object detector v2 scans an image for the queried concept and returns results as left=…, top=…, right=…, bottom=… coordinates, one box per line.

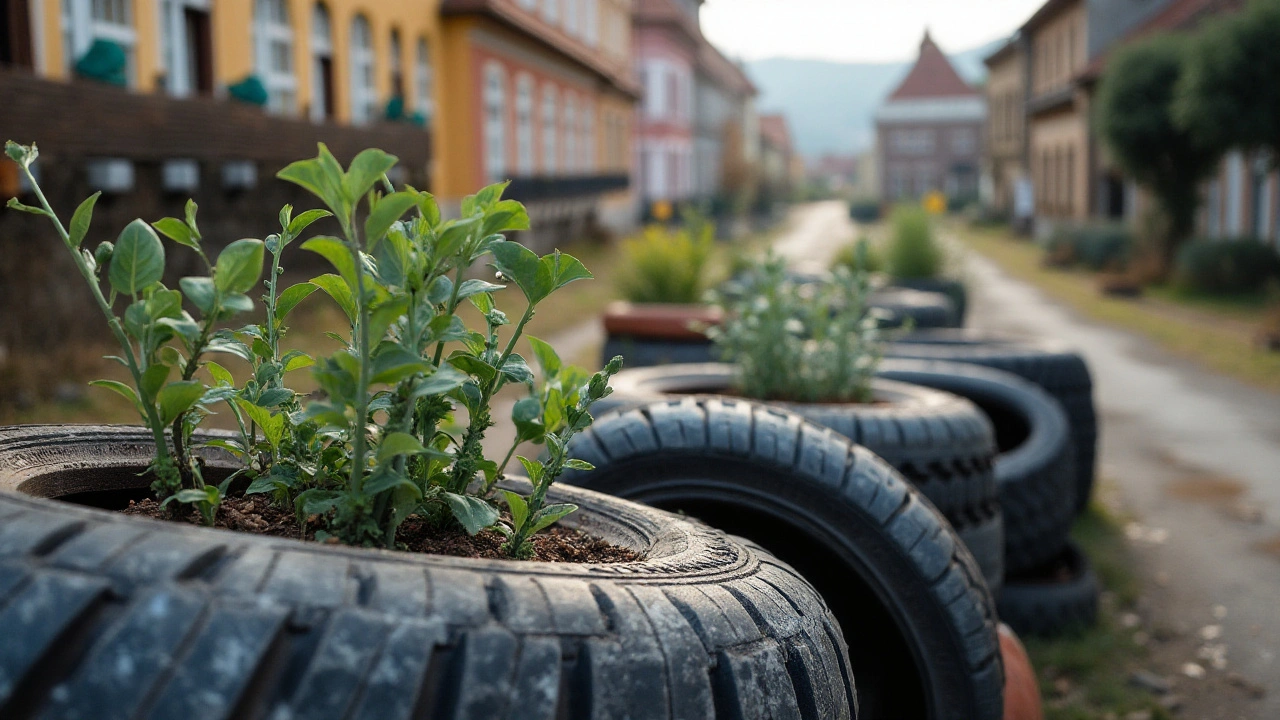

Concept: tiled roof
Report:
left=759, top=114, right=793, bottom=152
left=634, top=0, right=701, bottom=42
left=887, top=31, right=978, bottom=101
left=1076, top=0, right=1245, bottom=83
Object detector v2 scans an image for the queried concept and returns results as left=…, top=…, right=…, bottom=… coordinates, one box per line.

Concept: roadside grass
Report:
left=957, top=225, right=1280, bottom=391
left=1025, top=504, right=1172, bottom=720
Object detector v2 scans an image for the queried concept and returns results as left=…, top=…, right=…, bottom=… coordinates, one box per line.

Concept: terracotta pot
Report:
left=1000, top=623, right=1045, bottom=720
left=601, top=301, right=722, bottom=341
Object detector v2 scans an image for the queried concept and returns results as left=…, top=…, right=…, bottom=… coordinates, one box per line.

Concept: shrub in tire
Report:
left=876, top=360, right=1077, bottom=575
left=593, top=363, right=1005, bottom=593
left=563, top=398, right=1005, bottom=720
left=0, top=425, right=856, bottom=719
left=885, top=329, right=1097, bottom=514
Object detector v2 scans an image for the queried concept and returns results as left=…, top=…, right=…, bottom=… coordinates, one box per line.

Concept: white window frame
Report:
left=388, top=29, right=403, bottom=97
left=484, top=61, right=509, bottom=182
left=349, top=14, right=377, bottom=125
left=584, top=0, right=598, bottom=46
left=64, top=0, right=138, bottom=85
left=516, top=73, right=535, bottom=176
left=542, top=83, right=558, bottom=175
left=310, top=2, right=333, bottom=122
left=563, top=92, right=578, bottom=174
left=565, top=0, right=579, bottom=36
left=581, top=99, right=595, bottom=172
left=543, top=0, right=558, bottom=24
left=414, top=37, right=433, bottom=123
left=156, top=0, right=210, bottom=97
left=254, top=0, right=297, bottom=115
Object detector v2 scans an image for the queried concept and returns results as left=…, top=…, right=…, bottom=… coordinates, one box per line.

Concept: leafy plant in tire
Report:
left=708, top=253, right=885, bottom=403
left=5, top=140, right=621, bottom=557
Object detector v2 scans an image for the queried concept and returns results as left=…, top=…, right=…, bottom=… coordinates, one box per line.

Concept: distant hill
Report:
left=746, top=40, right=1003, bottom=159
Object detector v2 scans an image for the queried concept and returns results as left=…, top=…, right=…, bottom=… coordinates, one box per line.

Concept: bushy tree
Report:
left=1095, top=33, right=1220, bottom=265
left=1175, top=0, right=1280, bottom=159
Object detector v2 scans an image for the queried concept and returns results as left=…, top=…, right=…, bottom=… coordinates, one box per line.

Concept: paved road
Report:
left=771, top=200, right=856, bottom=275
left=772, top=202, right=1280, bottom=716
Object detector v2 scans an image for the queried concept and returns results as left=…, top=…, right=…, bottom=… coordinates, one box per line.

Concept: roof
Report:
left=633, top=0, right=701, bottom=43
left=983, top=34, right=1021, bottom=68
left=1076, top=0, right=1245, bottom=83
left=697, top=38, right=756, bottom=97
left=887, top=31, right=978, bottom=101
left=759, top=115, right=793, bottom=152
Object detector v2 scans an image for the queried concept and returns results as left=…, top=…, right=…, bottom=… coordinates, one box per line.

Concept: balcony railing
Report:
left=504, top=173, right=630, bottom=202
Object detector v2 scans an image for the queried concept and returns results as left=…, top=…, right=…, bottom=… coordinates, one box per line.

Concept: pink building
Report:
left=632, top=0, right=701, bottom=211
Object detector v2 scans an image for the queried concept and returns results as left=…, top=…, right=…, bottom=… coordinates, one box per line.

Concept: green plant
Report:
left=616, top=221, right=713, bottom=304
left=1175, top=238, right=1280, bottom=294
left=708, top=254, right=884, bottom=403
left=886, top=204, right=943, bottom=279
left=832, top=237, right=884, bottom=274
left=7, top=140, right=621, bottom=558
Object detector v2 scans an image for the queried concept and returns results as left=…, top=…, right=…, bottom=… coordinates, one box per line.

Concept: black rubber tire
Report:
left=593, top=363, right=1004, bottom=592
left=997, top=541, right=1099, bottom=638
left=887, top=278, right=968, bottom=326
left=876, top=360, right=1077, bottom=575
left=869, top=288, right=958, bottom=329
left=885, top=329, right=1097, bottom=515
left=562, top=398, right=1005, bottom=720
left=601, top=334, right=715, bottom=369
left=0, top=425, right=855, bottom=720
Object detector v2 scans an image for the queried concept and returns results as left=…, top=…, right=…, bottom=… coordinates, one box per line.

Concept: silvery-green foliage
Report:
left=708, top=253, right=884, bottom=404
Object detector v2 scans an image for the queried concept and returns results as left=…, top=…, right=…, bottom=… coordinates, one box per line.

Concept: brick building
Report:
left=875, top=31, right=985, bottom=203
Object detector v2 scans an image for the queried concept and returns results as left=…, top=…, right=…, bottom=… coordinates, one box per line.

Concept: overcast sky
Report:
left=700, top=0, right=1046, bottom=63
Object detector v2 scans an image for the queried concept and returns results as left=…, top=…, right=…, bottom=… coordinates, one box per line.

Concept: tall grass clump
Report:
left=616, top=221, right=713, bottom=304
left=832, top=237, right=884, bottom=274
left=886, top=204, right=943, bottom=279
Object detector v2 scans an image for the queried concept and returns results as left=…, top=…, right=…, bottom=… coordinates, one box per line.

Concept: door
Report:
left=184, top=7, right=213, bottom=95
left=0, top=0, right=34, bottom=69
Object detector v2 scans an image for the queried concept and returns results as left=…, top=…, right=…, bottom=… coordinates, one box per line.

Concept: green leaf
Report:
left=363, top=468, right=421, bottom=497
left=500, top=490, right=529, bottom=531
left=456, top=279, right=506, bottom=300
left=373, top=230, right=412, bottom=288
left=516, top=455, right=544, bottom=483
left=309, top=274, right=357, bottom=324
left=449, top=355, right=497, bottom=383
left=5, top=197, right=50, bottom=216
left=275, top=282, right=319, bottom=322
left=158, top=380, right=206, bottom=425
left=220, top=293, right=254, bottom=315
left=69, top=192, right=100, bottom=249
left=344, top=148, right=398, bottom=202
left=184, top=199, right=201, bottom=240
left=152, top=216, right=198, bottom=251
left=202, top=438, right=250, bottom=461
left=283, top=353, right=315, bottom=373
left=443, top=492, right=500, bottom=535
left=407, top=364, right=469, bottom=399
left=490, top=240, right=551, bottom=303
left=526, top=336, right=561, bottom=376
left=370, top=346, right=431, bottom=385
left=277, top=146, right=348, bottom=226
left=302, top=236, right=358, bottom=290
left=530, top=503, right=578, bottom=534
left=109, top=219, right=166, bottom=295
left=256, top=387, right=293, bottom=408
left=215, top=238, right=265, bottom=294
left=436, top=216, right=479, bottom=260
left=287, top=208, right=332, bottom=240
left=296, top=488, right=342, bottom=517
left=482, top=199, right=531, bottom=235
left=206, top=360, right=235, bottom=387
left=417, top=192, right=441, bottom=226
left=563, top=459, right=595, bottom=471
left=235, top=398, right=287, bottom=448
left=500, top=354, right=534, bottom=385
left=179, top=276, right=216, bottom=314
left=544, top=250, right=593, bottom=291
left=365, top=191, right=420, bottom=249
left=140, top=364, right=171, bottom=401
left=88, top=380, right=142, bottom=413
left=376, top=431, right=428, bottom=462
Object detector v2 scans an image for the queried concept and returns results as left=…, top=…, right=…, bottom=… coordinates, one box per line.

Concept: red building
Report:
left=632, top=0, right=701, bottom=209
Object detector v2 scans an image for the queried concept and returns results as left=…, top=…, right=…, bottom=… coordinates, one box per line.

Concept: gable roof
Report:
left=887, top=31, right=978, bottom=101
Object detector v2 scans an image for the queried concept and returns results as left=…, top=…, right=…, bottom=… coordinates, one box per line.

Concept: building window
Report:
left=62, top=0, right=138, bottom=84
left=516, top=74, right=535, bottom=176
left=415, top=38, right=432, bottom=124
left=565, top=0, right=579, bottom=36
left=517, top=0, right=537, bottom=9
left=542, top=83, right=558, bottom=175
left=349, top=14, right=376, bottom=125
left=564, top=92, right=578, bottom=174
left=585, top=0, right=598, bottom=46
left=950, top=128, right=976, bottom=155
left=254, top=0, right=296, bottom=115
left=581, top=100, right=595, bottom=171
left=158, top=0, right=213, bottom=97
left=388, top=28, right=403, bottom=99
left=891, top=129, right=935, bottom=155
left=484, top=61, right=508, bottom=182
left=543, top=0, right=558, bottom=23
left=310, top=3, right=334, bottom=121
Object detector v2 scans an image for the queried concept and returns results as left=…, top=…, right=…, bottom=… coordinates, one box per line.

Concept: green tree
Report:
left=1175, top=0, right=1280, bottom=160
left=1095, top=33, right=1220, bottom=267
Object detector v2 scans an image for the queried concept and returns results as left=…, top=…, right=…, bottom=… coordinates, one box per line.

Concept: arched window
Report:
left=516, top=73, right=535, bottom=176
left=388, top=28, right=403, bottom=99
left=349, top=14, right=376, bottom=125
left=254, top=0, right=296, bottom=114
left=484, top=61, right=508, bottom=182
left=563, top=92, right=577, bottom=174
left=542, top=83, right=558, bottom=175
left=414, top=38, right=432, bottom=123
left=581, top=99, right=595, bottom=172
left=310, top=2, right=334, bottom=121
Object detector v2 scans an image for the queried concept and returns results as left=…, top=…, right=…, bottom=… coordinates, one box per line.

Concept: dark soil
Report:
left=122, top=495, right=640, bottom=563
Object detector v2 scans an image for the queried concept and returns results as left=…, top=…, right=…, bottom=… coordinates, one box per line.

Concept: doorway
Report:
left=0, top=0, right=34, bottom=69
left=183, top=7, right=213, bottom=95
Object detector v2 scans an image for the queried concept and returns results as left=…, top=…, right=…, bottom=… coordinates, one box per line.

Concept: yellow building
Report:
left=436, top=0, right=638, bottom=248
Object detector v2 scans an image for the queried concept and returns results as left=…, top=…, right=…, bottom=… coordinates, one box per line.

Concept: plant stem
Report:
left=346, top=220, right=372, bottom=495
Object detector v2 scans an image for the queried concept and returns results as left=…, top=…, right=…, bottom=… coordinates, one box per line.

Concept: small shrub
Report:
left=1176, top=238, right=1280, bottom=294
left=708, top=255, right=883, bottom=403
left=616, top=221, right=713, bottom=304
left=886, top=204, right=943, bottom=279
left=832, top=237, right=884, bottom=274
left=849, top=198, right=882, bottom=223
left=1043, top=223, right=1134, bottom=272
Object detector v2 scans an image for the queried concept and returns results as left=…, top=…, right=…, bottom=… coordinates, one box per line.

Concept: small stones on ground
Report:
left=1157, top=694, right=1183, bottom=712
left=1182, top=662, right=1206, bottom=679
left=1129, top=669, right=1173, bottom=694
left=1212, top=604, right=1229, bottom=620
left=1197, top=642, right=1229, bottom=669
left=1154, top=571, right=1171, bottom=587
left=1199, top=624, right=1223, bottom=641
left=1224, top=501, right=1264, bottom=523
left=1225, top=672, right=1267, bottom=699
left=1125, top=522, right=1169, bottom=544
left=1123, top=710, right=1153, bottom=720
left=1121, top=612, right=1142, bottom=628
left=1133, top=630, right=1150, bottom=646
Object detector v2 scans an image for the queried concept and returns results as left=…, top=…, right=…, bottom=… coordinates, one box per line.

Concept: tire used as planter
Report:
left=593, top=363, right=1005, bottom=593
left=562, top=398, right=1005, bottom=720
left=600, top=301, right=719, bottom=369
left=885, top=329, right=1097, bottom=515
left=997, top=541, right=1100, bottom=638
left=876, top=360, right=1076, bottom=576
left=0, top=425, right=856, bottom=720
left=869, top=288, right=959, bottom=329
left=888, top=278, right=968, bottom=327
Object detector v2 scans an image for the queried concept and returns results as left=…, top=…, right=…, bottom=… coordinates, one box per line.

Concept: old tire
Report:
left=563, top=398, right=1005, bottom=720
left=594, top=363, right=1004, bottom=592
left=997, top=541, right=1099, bottom=638
left=601, top=334, right=716, bottom=369
left=0, top=425, right=856, bottom=720
left=888, top=278, right=968, bottom=326
left=870, top=288, right=958, bottom=329
left=876, top=360, right=1077, bottom=575
left=885, top=330, right=1096, bottom=514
